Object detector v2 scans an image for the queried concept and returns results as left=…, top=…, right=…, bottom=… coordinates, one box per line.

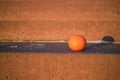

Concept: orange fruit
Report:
left=68, top=35, right=86, bottom=51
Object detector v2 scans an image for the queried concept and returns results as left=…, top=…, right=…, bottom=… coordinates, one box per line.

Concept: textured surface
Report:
left=0, top=54, right=120, bottom=80
left=0, top=0, right=120, bottom=41
left=0, top=42, right=120, bottom=80
left=0, top=21, right=120, bottom=41
left=0, top=0, right=120, bottom=80
left=0, top=0, right=120, bottom=21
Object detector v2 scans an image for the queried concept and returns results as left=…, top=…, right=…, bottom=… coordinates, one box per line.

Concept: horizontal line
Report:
left=0, top=1, right=119, bottom=4
left=0, top=40, right=67, bottom=43
left=0, top=40, right=120, bottom=43
left=87, top=41, right=120, bottom=44
left=0, top=20, right=120, bottom=22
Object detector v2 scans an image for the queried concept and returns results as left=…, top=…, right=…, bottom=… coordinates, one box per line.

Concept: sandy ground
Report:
left=0, top=0, right=120, bottom=41
left=0, top=42, right=120, bottom=80
left=0, top=21, right=120, bottom=41
left=0, top=0, right=120, bottom=80
left=0, top=53, right=120, bottom=80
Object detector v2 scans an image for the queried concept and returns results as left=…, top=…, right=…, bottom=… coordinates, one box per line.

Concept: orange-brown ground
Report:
left=0, top=53, right=120, bottom=80
left=0, top=22, right=120, bottom=41
left=0, top=0, right=120, bottom=80
left=0, top=0, right=120, bottom=41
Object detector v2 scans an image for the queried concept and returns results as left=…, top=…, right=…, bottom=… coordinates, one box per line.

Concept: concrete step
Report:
left=0, top=1, right=119, bottom=21
left=0, top=21, right=120, bottom=41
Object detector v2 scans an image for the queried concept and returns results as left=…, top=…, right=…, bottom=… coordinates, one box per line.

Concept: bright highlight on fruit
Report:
left=68, top=34, right=86, bottom=51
